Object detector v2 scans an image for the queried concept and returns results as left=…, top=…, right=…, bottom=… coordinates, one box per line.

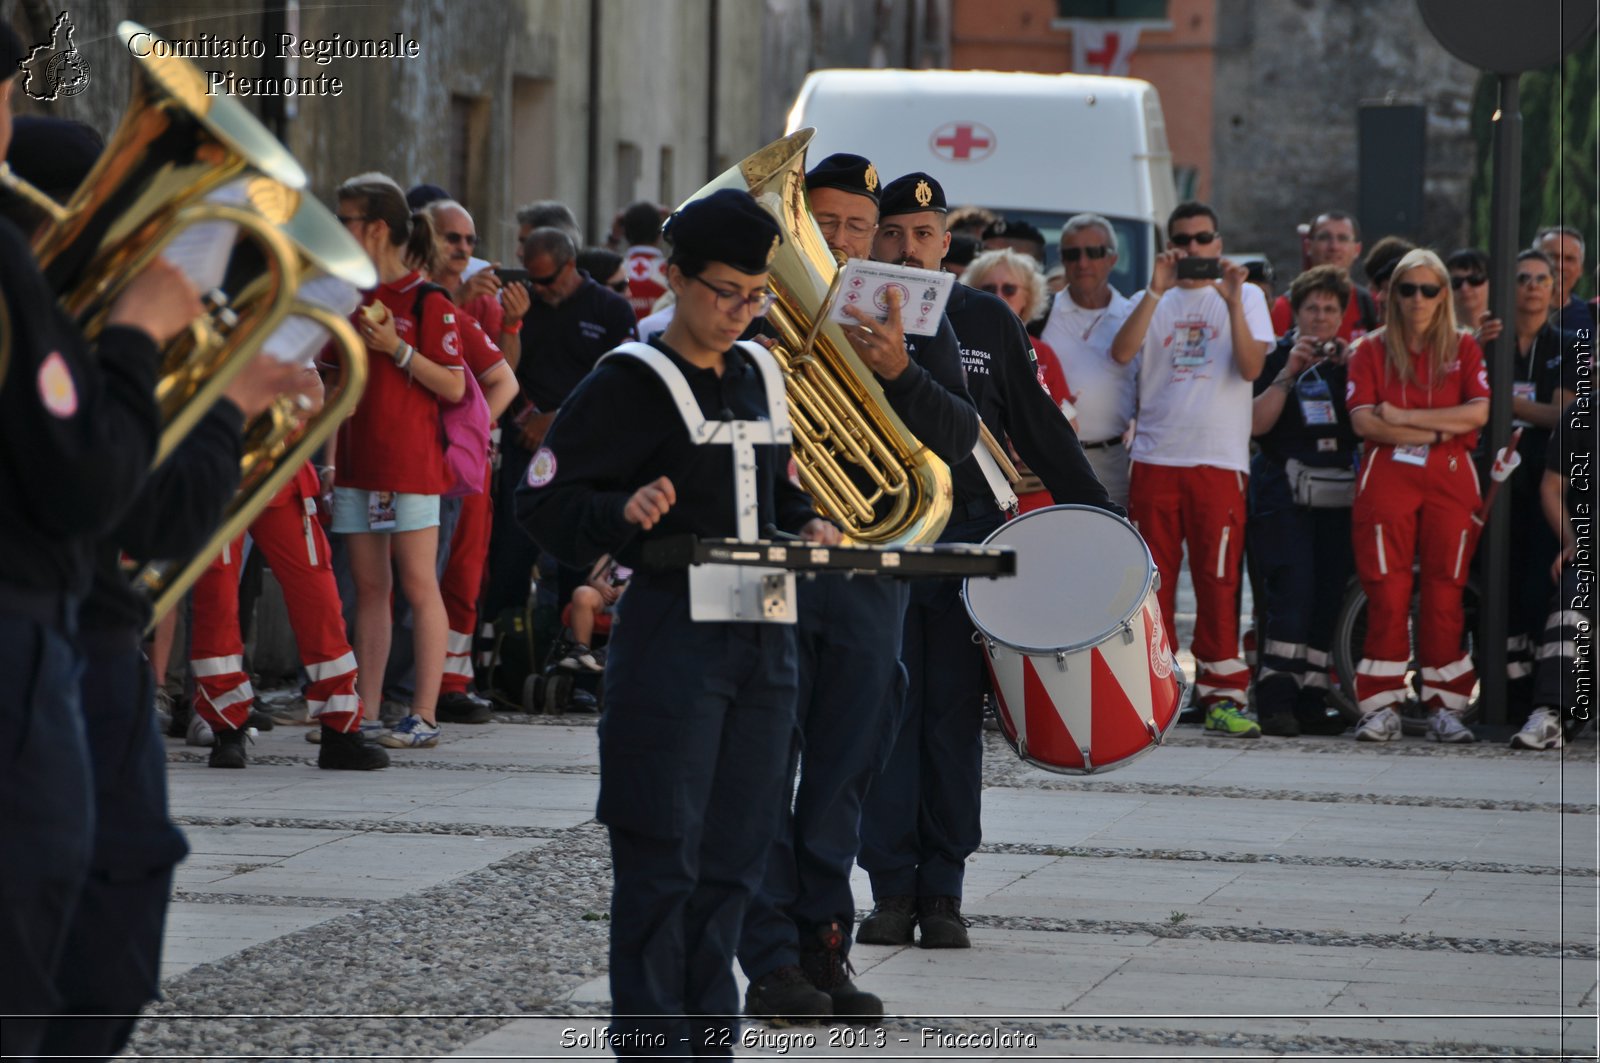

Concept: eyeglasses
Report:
left=1516, top=272, right=1552, bottom=287
left=979, top=282, right=1023, bottom=298
left=692, top=274, right=777, bottom=315
left=335, top=214, right=370, bottom=226
left=1312, top=231, right=1355, bottom=244
left=1450, top=273, right=1487, bottom=289
left=815, top=216, right=877, bottom=239
left=525, top=263, right=566, bottom=286
left=1394, top=282, right=1443, bottom=300
left=1060, top=246, right=1111, bottom=262
left=443, top=231, right=478, bottom=248
left=1170, top=231, right=1219, bottom=247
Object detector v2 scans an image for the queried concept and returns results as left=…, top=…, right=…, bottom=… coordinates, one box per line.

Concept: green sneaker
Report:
left=1204, top=699, right=1261, bottom=738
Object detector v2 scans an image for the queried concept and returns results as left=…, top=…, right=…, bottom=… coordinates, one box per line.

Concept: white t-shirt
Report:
left=1129, top=284, right=1273, bottom=473
left=1038, top=287, right=1136, bottom=444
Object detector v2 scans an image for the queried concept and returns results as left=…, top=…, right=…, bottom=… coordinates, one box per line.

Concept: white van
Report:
left=786, top=68, right=1177, bottom=297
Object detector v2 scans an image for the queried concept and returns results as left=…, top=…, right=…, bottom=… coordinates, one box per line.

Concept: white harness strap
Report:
left=599, top=341, right=797, bottom=622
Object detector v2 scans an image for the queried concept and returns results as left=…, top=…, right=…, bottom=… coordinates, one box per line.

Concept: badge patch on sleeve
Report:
left=38, top=351, right=78, bottom=418
left=526, top=447, right=558, bottom=487
left=442, top=329, right=461, bottom=358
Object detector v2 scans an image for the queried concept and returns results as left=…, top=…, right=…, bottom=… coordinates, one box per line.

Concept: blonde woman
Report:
left=1345, top=249, right=1490, bottom=743
left=962, top=248, right=1076, bottom=511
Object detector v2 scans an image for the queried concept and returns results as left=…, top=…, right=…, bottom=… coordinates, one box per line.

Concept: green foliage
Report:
left=1468, top=31, right=1597, bottom=298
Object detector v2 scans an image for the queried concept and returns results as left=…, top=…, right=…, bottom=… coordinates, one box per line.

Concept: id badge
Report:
left=368, top=490, right=398, bottom=531
left=1513, top=381, right=1537, bottom=427
left=1392, top=445, right=1430, bottom=467
left=1296, top=375, right=1337, bottom=425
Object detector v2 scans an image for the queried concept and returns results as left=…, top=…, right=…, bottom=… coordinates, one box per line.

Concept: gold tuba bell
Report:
left=679, top=130, right=952, bottom=546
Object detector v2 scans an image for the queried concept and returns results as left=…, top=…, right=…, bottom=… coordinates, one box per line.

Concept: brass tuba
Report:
left=680, top=129, right=952, bottom=546
left=134, top=182, right=375, bottom=627
left=0, top=21, right=312, bottom=464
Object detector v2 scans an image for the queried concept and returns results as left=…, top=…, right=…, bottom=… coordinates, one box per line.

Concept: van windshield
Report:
left=979, top=211, right=1153, bottom=301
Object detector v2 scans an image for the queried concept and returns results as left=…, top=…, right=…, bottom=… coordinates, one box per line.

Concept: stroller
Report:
left=522, top=559, right=625, bottom=714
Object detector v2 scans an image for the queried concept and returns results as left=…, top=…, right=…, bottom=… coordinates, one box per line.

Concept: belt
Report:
left=0, top=584, right=77, bottom=629
left=951, top=496, right=1004, bottom=523
left=1081, top=437, right=1124, bottom=451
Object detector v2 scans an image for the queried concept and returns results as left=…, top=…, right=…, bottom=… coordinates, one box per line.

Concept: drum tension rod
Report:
left=1054, top=650, right=1068, bottom=671
left=1120, top=621, right=1135, bottom=645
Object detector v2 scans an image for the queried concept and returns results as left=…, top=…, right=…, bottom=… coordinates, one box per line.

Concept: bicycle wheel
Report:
left=1331, top=573, right=1481, bottom=733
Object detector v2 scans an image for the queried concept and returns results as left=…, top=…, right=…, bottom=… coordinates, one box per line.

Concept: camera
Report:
left=1176, top=256, right=1223, bottom=281
left=1311, top=339, right=1341, bottom=360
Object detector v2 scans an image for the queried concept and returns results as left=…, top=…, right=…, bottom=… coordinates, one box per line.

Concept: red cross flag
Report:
left=1067, top=22, right=1141, bottom=76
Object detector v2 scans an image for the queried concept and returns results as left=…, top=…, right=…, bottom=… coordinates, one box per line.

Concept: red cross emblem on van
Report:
left=930, top=122, right=995, bottom=162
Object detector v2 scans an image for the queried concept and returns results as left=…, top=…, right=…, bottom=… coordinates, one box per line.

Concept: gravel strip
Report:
left=946, top=911, right=1596, bottom=959
left=128, top=826, right=615, bottom=1060
left=978, top=839, right=1598, bottom=877
left=173, top=814, right=575, bottom=840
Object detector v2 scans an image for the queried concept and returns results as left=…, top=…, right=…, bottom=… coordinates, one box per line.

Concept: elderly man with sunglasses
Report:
left=1038, top=213, right=1137, bottom=507
left=1111, top=200, right=1274, bottom=737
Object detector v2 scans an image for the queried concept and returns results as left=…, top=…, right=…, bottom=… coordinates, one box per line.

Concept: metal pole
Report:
left=585, top=0, right=603, bottom=244
left=1480, top=71, right=1520, bottom=725
left=706, top=0, right=720, bottom=180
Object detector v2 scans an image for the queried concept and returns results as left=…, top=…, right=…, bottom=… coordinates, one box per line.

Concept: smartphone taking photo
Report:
left=1176, top=257, right=1223, bottom=281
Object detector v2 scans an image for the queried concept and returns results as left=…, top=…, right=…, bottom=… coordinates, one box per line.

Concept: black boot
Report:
left=917, top=896, right=971, bottom=949
left=317, top=724, right=390, bottom=770
left=855, top=895, right=916, bottom=945
left=800, top=921, right=884, bottom=1021
left=743, top=964, right=831, bottom=1025
left=208, top=727, right=248, bottom=769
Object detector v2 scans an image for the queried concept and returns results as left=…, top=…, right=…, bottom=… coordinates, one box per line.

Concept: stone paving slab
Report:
left=159, top=901, right=353, bottom=979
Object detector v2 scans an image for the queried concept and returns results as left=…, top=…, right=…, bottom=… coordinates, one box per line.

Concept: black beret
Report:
left=406, top=182, right=450, bottom=211
left=983, top=218, right=1045, bottom=246
left=805, top=153, right=880, bottom=204
left=7, top=116, right=103, bottom=198
left=878, top=172, right=947, bottom=218
left=663, top=188, right=783, bottom=275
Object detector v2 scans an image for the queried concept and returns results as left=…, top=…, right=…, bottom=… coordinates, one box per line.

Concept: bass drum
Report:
left=962, top=505, right=1186, bottom=774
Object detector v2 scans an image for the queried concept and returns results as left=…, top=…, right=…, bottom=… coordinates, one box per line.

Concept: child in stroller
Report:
left=525, top=556, right=629, bottom=714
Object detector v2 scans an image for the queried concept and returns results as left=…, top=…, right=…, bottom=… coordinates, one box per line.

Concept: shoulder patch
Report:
left=526, top=447, right=558, bottom=488
left=38, top=351, right=78, bottom=418
left=441, top=329, right=461, bottom=358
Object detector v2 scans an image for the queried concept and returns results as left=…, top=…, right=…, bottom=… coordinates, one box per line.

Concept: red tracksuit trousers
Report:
left=439, top=460, right=493, bottom=695
left=1350, top=445, right=1480, bottom=714
left=1128, top=462, right=1250, bottom=704
left=191, top=463, right=362, bottom=733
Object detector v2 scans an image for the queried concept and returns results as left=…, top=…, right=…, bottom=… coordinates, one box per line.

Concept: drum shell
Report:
left=962, top=506, right=1186, bottom=775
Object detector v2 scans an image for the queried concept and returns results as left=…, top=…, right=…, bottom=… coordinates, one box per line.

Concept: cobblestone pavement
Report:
left=122, top=567, right=1597, bottom=1060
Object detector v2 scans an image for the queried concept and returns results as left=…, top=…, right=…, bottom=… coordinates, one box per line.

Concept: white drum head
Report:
left=964, top=505, right=1153, bottom=654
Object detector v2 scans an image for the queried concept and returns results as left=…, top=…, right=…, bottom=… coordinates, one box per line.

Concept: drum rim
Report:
left=961, top=504, right=1156, bottom=656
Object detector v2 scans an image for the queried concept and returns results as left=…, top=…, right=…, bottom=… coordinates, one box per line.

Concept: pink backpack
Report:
left=414, top=284, right=491, bottom=498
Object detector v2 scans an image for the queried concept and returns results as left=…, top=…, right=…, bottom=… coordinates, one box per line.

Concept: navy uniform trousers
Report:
left=737, top=574, right=908, bottom=980
left=1246, top=455, right=1354, bottom=716
left=599, top=578, right=797, bottom=1058
left=37, top=627, right=188, bottom=1062
left=0, top=594, right=93, bottom=1061
left=859, top=508, right=1004, bottom=901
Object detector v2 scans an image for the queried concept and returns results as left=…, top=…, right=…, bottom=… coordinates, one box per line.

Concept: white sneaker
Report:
left=1510, top=707, right=1564, bottom=750
left=186, top=713, right=215, bottom=748
left=558, top=644, right=603, bottom=673
left=1427, top=707, right=1476, bottom=744
left=1355, top=706, right=1401, bottom=742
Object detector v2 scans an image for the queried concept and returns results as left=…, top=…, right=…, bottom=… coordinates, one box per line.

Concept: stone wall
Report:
left=1208, top=0, right=1479, bottom=282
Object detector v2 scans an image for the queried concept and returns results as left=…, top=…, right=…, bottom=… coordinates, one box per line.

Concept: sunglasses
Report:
left=1170, top=231, right=1219, bottom=247
left=1060, top=246, right=1111, bottom=262
left=526, top=264, right=565, bottom=286
left=1450, top=273, right=1487, bottom=289
left=444, top=231, right=478, bottom=248
left=1516, top=272, right=1552, bottom=287
left=1394, top=282, right=1443, bottom=299
left=980, top=282, right=1023, bottom=298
